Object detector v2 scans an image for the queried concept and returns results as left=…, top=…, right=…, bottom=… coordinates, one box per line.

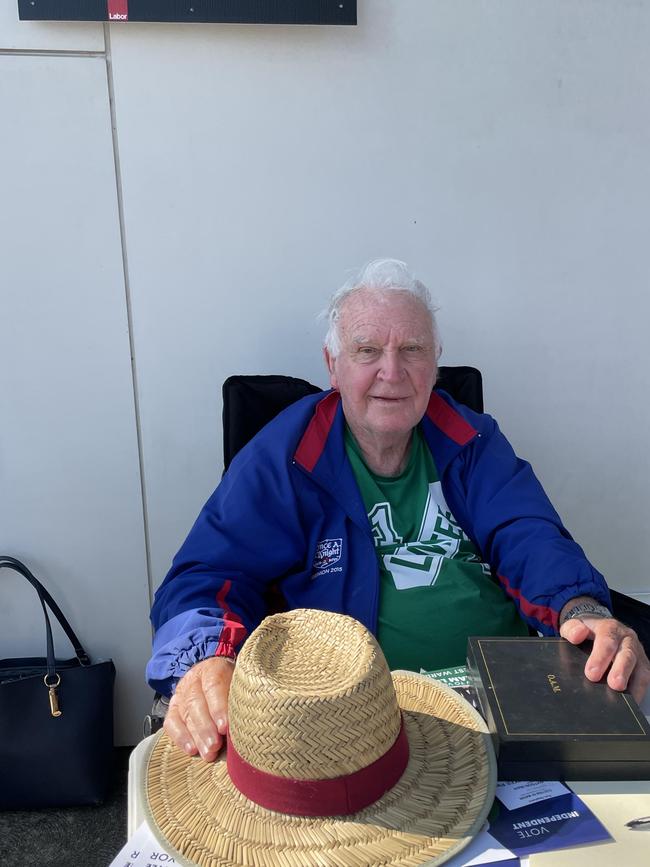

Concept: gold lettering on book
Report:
left=547, top=673, right=561, bottom=693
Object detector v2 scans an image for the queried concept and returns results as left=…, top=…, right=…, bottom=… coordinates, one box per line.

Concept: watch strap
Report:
left=560, top=601, right=613, bottom=627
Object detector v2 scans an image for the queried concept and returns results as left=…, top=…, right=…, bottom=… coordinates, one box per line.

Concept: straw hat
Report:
left=144, top=608, right=496, bottom=867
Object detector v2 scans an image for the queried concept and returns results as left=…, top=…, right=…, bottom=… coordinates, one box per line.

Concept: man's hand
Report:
left=559, top=615, right=650, bottom=705
left=163, top=656, right=235, bottom=761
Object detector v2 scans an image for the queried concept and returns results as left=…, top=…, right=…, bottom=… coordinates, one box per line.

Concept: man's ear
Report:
left=323, top=347, right=338, bottom=389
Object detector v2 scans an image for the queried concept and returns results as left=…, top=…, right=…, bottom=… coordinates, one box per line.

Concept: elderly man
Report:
left=148, top=259, right=650, bottom=762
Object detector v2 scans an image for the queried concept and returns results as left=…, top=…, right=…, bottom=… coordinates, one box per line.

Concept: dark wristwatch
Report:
left=559, top=601, right=613, bottom=627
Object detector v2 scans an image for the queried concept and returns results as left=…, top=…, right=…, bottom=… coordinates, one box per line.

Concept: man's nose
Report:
left=377, top=350, right=405, bottom=382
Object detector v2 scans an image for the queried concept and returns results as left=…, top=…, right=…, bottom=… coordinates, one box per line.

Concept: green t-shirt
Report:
left=345, top=426, right=528, bottom=671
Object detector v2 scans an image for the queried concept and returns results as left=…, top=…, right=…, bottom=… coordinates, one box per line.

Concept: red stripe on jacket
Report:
left=497, top=573, right=559, bottom=631
left=294, top=391, right=340, bottom=471
left=295, top=389, right=478, bottom=471
left=425, top=391, right=477, bottom=445
left=215, top=580, right=247, bottom=657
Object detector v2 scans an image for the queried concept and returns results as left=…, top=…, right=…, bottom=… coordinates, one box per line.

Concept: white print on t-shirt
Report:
left=369, top=482, right=483, bottom=590
left=368, top=503, right=404, bottom=546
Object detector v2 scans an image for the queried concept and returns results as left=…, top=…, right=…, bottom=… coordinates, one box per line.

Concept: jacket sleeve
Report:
left=146, top=444, right=307, bottom=696
left=449, top=415, right=612, bottom=635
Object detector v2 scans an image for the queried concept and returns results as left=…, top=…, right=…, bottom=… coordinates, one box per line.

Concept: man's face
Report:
left=324, top=289, right=437, bottom=444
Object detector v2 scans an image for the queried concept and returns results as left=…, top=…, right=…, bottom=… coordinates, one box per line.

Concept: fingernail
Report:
left=184, top=742, right=194, bottom=754
left=205, top=734, right=215, bottom=748
left=216, top=717, right=226, bottom=733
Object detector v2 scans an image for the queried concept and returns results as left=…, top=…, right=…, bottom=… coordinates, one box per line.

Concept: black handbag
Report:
left=0, top=556, right=116, bottom=809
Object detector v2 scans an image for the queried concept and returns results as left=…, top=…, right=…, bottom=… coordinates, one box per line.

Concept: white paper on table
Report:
left=441, top=823, right=517, bottom=866
left=495, top=781, right=570, bottom=812
left=108, top=822, right=175, bottom=866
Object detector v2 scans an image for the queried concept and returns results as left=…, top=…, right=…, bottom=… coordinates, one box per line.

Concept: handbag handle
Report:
left=0, top=556, right=91, bottom=679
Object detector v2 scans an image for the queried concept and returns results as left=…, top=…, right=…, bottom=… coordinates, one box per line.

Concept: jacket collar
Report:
left=294, top=389, right=479, bottom=483
left=294, top=391, right=369, bottom=531
left=294, top=391, right=341, bottom=473
left=424, top=391, right=477, bottom=445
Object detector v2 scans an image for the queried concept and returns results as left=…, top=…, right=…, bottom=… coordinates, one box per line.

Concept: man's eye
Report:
left=404, top=345, right=422, bottom=353
left=358, top=347, right=377, bottom=355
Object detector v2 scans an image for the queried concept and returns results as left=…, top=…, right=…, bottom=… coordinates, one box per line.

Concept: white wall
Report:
left=2, top=0, right=649, bottom=742
left=0, top=21, right=151, bottom=744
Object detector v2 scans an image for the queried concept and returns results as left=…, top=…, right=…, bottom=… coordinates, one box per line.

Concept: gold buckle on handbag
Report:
left=43, top=673, right=62, bottom=717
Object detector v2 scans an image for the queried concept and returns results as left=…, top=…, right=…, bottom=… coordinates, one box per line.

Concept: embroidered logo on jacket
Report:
left=313, top=538, right=342, bottom=571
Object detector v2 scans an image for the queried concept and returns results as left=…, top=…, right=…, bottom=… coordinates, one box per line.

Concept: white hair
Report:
left=322, top=258, right=440, bottom=357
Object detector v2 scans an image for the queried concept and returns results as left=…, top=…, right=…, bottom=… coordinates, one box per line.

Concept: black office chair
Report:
left=222, top=366, right=483, bottom=472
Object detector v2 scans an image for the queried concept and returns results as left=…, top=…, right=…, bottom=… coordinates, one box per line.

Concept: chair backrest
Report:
left=222, top=366, right=483, bottom=472
left=610, top=590, right=650, bottom=657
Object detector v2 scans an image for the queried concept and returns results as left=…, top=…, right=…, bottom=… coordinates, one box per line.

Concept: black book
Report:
left=467, top=636, right=650, bottom=780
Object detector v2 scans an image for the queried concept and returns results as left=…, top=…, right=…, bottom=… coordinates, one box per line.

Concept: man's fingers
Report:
left=559, top=619, right=591, bottom=646
left=202, top=659, right=235, bottom=735
left=628, top=657, right=650, bottom=705
left=163, top=705, right=199, bottom=756
left=162, top=656, right=235, bottom=762
left=605, top=633, right=638, bottom=691
left=168, top=687, right=221, bottom=760
left=564, top=616, right=650, bottom=701
left=181, top=687, right=223, bottom=761
left=559, top=616, right=642, bottom=689
left=583, top=620, right=623, bottom=683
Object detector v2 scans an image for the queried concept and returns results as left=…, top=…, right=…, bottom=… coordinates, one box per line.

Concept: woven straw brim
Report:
left=143, top=672, right=496, bottom=867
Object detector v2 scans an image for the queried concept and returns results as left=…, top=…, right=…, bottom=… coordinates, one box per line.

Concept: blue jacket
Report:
left=147, top=390, right=611, bottom=695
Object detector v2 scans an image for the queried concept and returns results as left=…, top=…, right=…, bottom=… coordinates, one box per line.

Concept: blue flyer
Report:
left=487, top=788, right=612, bottom=857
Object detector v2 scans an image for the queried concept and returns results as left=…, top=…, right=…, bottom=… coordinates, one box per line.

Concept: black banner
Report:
left=18, top=0, right=357, bottom=23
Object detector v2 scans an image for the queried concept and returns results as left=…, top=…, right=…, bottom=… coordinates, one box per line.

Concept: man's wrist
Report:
left=559, top=599, right=613, bottom=627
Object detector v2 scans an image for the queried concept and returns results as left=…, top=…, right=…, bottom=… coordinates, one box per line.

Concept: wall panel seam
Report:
left=103, top=22, right=156, bottom=612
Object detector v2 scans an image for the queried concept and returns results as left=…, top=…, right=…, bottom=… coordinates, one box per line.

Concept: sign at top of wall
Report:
left=18, top=0, right=357, bottom=24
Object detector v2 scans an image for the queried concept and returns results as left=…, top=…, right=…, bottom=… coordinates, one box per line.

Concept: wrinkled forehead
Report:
left=337, top=288, right=434, bottom=343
